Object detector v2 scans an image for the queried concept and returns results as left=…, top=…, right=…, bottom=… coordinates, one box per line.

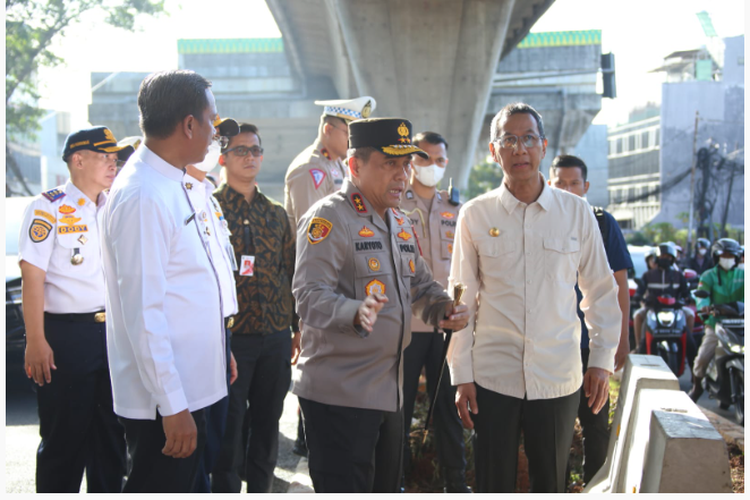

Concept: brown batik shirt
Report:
left=214, top=183, right=299, bottom=335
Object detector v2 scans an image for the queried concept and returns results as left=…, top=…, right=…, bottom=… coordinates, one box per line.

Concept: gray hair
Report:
left=490, top=102, right=545, bottom=142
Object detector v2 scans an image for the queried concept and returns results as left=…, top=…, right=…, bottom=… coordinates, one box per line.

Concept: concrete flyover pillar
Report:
left=331, top=0, right=517, bottom=191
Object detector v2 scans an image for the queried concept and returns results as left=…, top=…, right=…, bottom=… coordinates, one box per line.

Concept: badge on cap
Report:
left=307, top=217, right=333, bottom=244
left=351, top=193, right=367, bottom=213
left=365, top=279, right=385, bottom=296
left=310, top=169, right=326, bottom=189
left=29, top=219, right=53, bottom=243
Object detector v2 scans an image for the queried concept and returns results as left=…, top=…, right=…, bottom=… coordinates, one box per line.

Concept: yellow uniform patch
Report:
left=307, top=217, right=333, bottom=244
left=365, top=279, right=385, bottom=296
left=358, top=226, right=375, bottom=237
left=397, top=229, right=411, bottom=241
left=441, top=212, right=455, bottom=219
left=77, top=197, right=86, bottom=206
left=58, top=224, right=88, bottom=235
left=368, top=257, right=380, bottom=272
left=58, top=204, right=76, bottom=214
left=59, top=214, right=82, bottom=225
left=34, top=209, right=56, bottom=223
left=29, top=219, right=53, bottom=242
left=409, top=259, right=415, bottom=273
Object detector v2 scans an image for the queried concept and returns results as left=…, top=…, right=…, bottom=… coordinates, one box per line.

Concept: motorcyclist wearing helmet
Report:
left=645, top=247, right=659, bottom=271
left=688, top=238, right=745, bottom=401
left=686, top=238, right=714, bottom=275
left=632, top=242, right=696, bottom=358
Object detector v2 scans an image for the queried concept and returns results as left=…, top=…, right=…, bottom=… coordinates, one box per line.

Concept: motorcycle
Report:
left=642, top=295, right=689, bottom=377
left=683, top=268, right=705, bottom=342
left=694, top=289, right=744, bottom=426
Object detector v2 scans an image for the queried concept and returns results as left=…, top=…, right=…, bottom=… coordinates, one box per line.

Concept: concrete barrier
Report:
left=585, top=354, right=732, bottom=493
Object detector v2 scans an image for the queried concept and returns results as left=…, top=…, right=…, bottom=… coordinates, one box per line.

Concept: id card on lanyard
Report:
left=240, top=255, right=255, bottom=276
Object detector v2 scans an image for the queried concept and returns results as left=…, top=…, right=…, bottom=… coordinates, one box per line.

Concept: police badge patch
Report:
left=29, top=219, right=53, bottom=242
left=309, top=169, right=326, bottom=189
left=307, top=217, right=333, bottom=244
left=365, top=279, right=385, bottom=296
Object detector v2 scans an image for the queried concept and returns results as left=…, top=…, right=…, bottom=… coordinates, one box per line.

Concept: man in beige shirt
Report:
left=284, top=96, right=376, bottom=232
left=292, top=118, right=469, bottom=492
left=448, top=103, right=621, bottom=493
left=398, top=131, right=468, bottom=492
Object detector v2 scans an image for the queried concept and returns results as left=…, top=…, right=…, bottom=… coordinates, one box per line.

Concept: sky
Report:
left=33, top=0, right=746, bottom=130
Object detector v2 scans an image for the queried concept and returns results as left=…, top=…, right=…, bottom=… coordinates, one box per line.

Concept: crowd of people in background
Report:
left=17, top=69, right=743, bottom=494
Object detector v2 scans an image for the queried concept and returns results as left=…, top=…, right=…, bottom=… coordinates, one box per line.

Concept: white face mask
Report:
left=719, top=257, right=736, bottom=271
left=698, top=248, right=708, bottom=256
left=413, top=163, right=445, bottom=188
left=193, top=141, right=222, bottom=173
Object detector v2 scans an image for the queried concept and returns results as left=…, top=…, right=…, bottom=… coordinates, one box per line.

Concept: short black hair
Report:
left=224, top=123, right=261, bottom=152
left=137, top=70, right=212, bottom=139
left=413, top=131, right=449, bottom=151
left=490, top=102, right=545, bottom=142
left=551, top=154, right=588, bottom=182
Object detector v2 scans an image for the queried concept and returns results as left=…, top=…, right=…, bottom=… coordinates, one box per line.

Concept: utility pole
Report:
left=686, top=111, right=700, bottom=253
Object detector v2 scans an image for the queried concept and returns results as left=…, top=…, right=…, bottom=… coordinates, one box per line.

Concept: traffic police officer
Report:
left=18, top=126, right=134, bottom=492
left=183, top=116, right=241, bottom=493
left=292, top=118, right=470, bottom=492
left=284, top=95, right=376, bottom=231
left=399, top=131, right=469, bottom=492
left=284, top=94, right=376, bottom=456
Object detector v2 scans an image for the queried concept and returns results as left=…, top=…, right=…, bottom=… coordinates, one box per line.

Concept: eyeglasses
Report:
left=224, top=145, right=264, bottom=157
left=496, top=133, right=542, bottom=150
left=214, top=135, right=229, bottom=149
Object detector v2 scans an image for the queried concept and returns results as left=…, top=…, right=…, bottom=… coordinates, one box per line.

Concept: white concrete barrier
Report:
left=585, top=354, right=731, bottom=493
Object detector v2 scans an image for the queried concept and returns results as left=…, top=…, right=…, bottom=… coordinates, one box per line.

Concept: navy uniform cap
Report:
left=349, top=118, right=428, bottom=159
left=62, top=126, right=135, bottom=162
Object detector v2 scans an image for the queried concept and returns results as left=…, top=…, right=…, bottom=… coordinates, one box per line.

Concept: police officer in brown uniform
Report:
left=399, top=131, right=469, bottom=492
left=283, top=96, right=376, bottom=231
left=292, top=118, right=470, bottom=493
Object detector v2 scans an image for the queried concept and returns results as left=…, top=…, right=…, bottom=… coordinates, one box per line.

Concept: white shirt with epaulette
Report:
left=18, top=181, right=107, bottom=314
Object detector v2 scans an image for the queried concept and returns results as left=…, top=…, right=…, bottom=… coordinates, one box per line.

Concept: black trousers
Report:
left=576, top=348, right=610, bottom=484
left=35, top=317, right=126, bottom=493
left=402, top=331, right=466, bottom=475
left=120, top=408, right=207, bottom=492
left=211, top=329, right=291, bottom=493
left=473, top=383, right=580, bottom=493
left=299, top=397, right=403, bottom=493
left=193, top=327, right=233, bottom=493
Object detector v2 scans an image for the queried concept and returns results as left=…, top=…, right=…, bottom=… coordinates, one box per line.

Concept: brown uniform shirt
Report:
left=400, top=187, right=461, bottom=333
left=213, top=183, right=299, bottom=335
left=283, top=140, right=347, bottom=233
left=292, top=179, right=453, bottom=412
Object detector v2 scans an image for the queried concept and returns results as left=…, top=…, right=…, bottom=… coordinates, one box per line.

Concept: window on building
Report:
left=655, top=129, right=660, bottom=147
left=642, top=131, right=650, bottom=149
left=628, top=134, right=636, bottom=151
left=616, top=138, right=623, bottom=155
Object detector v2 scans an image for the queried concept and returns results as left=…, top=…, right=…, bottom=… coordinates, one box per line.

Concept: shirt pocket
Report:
left=439, top=227, right=456, bottom=260
left=543, top=236, right=580, bottom=286
left=353, top=252, right=392, bottom=302
left=54, top=229, right=89, bottom=271
left=476, top=238, right=517, bottom=280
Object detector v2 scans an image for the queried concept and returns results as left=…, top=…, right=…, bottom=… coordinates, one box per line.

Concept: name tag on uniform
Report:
left=240, top=255, right=255, bottom=276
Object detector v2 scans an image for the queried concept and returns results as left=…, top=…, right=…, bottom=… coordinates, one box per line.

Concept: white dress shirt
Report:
left=101, top=146, right=227, bottom=420
left=182, top=173, right=238, bottom=318
left=18, top=180, right=107, bottom=313
left=447, top=177, right=621, bottom=400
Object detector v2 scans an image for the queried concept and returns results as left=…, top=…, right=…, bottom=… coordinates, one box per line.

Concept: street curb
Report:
left=700, top=407, right=744, bottom=453
left=286, top=457, right=313, bottom=493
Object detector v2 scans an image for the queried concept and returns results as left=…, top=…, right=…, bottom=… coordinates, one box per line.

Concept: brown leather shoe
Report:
left=688, top=376, right=704, bottom=402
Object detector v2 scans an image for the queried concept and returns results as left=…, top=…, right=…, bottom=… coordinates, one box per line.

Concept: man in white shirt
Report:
left=19, top=126, right=133, bottom=493
left=448, top=103, right=621, bottom=493
left=182, top=116, right=241, bottom=493
left=101, top=69, right=227, bottom=492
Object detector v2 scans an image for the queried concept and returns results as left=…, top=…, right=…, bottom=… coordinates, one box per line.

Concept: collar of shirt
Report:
left=215, top=182, right=264, bottom=208
left=498, top=172, right=553, bottom=214
left=64, top=179, right=107, bottom=210
left=138, top=145, right=185, bottom=183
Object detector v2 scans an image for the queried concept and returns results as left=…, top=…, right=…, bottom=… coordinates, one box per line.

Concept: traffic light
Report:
left=601, top=52, right=616, bottom=99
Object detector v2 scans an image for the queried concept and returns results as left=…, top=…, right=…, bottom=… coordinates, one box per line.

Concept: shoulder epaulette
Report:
left=41, top=188, right=66, bottom=202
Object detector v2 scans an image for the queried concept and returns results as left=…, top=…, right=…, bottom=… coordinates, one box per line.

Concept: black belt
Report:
left=225, top=316, right=235, bottom=329
left=45, top=311, right=106, bottom=323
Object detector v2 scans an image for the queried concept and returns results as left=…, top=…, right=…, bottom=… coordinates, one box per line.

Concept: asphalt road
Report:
left=4, top=356, right=737, bottom=493
left=4, top=357, right=302, bottom=494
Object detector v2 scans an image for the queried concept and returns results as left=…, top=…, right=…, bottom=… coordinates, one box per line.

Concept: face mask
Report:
left=657, top=257, right=673, bottom=269
left=719, top=257, right=736, bottom=271
left=413, top=163, right=445, bottom=188
left=698, top=248, right=707, bottom=256
left=193, top=141, right=222, bottom=173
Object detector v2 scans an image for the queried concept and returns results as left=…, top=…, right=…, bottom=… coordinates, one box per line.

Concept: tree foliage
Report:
left=5, top=0, right=165, bottom=140
left=465, top=160, right=504, bottom=201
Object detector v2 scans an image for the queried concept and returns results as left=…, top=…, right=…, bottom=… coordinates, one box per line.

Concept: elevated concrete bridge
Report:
left=266, top=0, right=558, bottom=189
